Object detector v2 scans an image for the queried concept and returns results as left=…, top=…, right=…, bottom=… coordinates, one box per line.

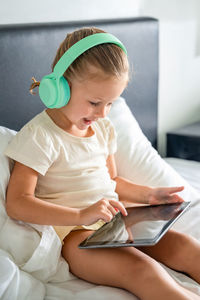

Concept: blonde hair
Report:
left=30, top=27, right=129, bottom=94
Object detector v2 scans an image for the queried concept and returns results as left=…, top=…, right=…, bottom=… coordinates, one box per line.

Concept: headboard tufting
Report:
left=0, top=17, right=158, bottom=148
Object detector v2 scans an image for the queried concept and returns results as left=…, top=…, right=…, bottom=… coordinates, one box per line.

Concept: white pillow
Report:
left=0, top=126, right=16, bottom=220
left=109, top=97, right=200, bottom=204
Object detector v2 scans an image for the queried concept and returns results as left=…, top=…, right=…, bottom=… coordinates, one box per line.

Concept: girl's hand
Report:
left=79, top=198, right=128, bottom=226
left=148, top=186, right=184, bottom=205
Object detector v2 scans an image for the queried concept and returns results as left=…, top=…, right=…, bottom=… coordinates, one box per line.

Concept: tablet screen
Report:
left=79, top=201, right=191, bottom=249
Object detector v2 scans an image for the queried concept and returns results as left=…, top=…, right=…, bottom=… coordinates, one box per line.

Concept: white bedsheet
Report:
left=165, top=158, right=200, bottom=194
left=0, top=157, right=199, bottom=300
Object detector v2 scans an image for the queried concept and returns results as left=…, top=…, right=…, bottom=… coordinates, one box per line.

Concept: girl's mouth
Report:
left=83, top=118, right=92, bottom=125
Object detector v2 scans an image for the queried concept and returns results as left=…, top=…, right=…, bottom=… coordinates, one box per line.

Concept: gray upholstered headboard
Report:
left=0, top=17, right=158, bottom=148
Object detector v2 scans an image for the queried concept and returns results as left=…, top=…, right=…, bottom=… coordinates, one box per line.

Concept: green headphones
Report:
left=39, top=33, right=127, bottom=108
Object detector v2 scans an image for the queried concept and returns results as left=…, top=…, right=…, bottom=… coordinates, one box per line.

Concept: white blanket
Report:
left=1, top=168, right=200, bottom=300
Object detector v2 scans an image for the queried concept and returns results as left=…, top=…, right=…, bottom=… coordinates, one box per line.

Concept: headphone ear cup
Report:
left=39, top=75, right=70, bottom=108
left=39, top=74, right=57, bottom=108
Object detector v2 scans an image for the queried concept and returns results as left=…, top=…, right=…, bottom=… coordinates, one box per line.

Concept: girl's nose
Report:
left=97, top=106, right=108, bottom=118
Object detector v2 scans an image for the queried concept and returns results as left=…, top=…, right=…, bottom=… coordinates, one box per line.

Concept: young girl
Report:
left=5, top=27, right=200, bottom=300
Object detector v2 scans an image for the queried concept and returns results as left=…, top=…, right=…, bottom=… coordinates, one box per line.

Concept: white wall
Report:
left=1, top=0, right=200, bottom=156
left=140, top=0, right=200, bottom=155
left=0, top=0, right=140, bottom=24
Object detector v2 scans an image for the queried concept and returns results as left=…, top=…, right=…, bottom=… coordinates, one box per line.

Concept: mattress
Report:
left=165, top=158, right=200, bottom=193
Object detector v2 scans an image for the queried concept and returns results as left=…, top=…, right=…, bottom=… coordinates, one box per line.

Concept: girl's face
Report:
left=60, top=74, right=128, bottom=133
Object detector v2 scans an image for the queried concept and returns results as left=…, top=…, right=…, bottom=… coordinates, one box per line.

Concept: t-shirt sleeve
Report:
left=4, top=123, right=59, bottom=175
left=104, top=118, right=117, bottom=155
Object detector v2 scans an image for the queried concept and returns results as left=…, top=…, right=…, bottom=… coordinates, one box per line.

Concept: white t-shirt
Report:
left=5, top=110, right=118, bottom=239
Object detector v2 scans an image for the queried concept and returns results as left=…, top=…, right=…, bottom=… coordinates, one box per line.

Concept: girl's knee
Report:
left=164, top=230, right=196, bottom=271
left=169, top=231, right=191, bottom=258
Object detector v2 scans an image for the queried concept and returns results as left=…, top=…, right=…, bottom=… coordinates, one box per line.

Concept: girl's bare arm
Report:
left=107, top=155, right=184, bottom=205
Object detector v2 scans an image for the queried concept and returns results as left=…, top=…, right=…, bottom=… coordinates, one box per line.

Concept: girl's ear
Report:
left=68, top=81, right=72, bottom=88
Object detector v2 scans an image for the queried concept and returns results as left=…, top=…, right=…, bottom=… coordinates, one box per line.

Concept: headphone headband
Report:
left=54, top=33, right=127, bottom=78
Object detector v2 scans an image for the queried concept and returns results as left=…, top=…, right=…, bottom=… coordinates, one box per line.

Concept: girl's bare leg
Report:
left=138, top=229, right=200, bottom=284
left=62, top=230, right=200, bottom=300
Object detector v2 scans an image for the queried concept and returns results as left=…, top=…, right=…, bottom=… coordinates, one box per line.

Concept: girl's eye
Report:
left=90, top=102, right=99, bottom=107
left=89, top=101, right=113, bottom=107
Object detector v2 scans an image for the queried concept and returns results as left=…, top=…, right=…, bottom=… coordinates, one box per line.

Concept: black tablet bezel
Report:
left=79, top=201, right=191, bottom=249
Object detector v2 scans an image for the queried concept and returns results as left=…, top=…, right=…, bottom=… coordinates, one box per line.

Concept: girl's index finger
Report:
left=109, top=199, right=128, bottom=216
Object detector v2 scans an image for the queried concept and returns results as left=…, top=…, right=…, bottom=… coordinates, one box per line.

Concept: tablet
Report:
left=79, top=201, right=191, bottom=249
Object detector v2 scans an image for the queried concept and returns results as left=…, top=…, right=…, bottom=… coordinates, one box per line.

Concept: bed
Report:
left=0, top=17, right=200, bottom=300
